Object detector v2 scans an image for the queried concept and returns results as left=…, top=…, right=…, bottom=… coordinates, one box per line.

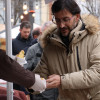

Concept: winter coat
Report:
left=0, top=49, right=35, bottom=88
left=12, top=33, right=34, bottom=55
left=24, top=43, right=42, bottom=71
left=34, top=15, right=100, bottom=100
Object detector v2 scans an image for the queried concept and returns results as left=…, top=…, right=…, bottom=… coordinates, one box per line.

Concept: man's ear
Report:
left=19, top=29, right=21, bottom=32
left=75, top=14, right=80, bottom=22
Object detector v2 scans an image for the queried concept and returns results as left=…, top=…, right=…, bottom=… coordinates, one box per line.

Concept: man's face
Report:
left=54, top=9, right=80, bottom=36
left=20, top=27, right=31, bottom=39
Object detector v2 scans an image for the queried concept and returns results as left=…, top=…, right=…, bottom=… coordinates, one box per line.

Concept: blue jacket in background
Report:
left=12, top=33, right=35, bottom=55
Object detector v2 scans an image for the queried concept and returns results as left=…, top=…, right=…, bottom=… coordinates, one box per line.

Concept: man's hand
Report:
left=46, top=74, right=61, bottom=88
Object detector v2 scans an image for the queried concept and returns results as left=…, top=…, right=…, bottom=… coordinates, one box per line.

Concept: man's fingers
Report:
left=46, top=77, right=54, bottom=83
left=48, top=74, right=56, bottom=78
left=46, top=75, right=61, bottom=89
left=46, top=81, right=55, bottom=88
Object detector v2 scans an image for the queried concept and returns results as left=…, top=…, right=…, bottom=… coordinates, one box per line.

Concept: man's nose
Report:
left=59, top=21, right=65, bottom=28
left=26, top=32, right=30, bottom=35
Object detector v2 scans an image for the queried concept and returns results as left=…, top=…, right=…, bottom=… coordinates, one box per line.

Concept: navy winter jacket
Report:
left=12, top=33, right=34, bottom=55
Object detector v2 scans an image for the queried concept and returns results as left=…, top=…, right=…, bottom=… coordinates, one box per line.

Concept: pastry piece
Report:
left=16, top=50, right=25, bottom=58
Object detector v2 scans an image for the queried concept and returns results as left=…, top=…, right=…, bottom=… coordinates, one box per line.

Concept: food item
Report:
left=16, top=50, right=25, bottom=58
left=41, top=78, right=44, bottom=80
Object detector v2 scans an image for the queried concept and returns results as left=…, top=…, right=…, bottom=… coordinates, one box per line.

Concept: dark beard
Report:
left=59, top=26, right=71, bottom=35
left=70, top=19, right=79, bottom=31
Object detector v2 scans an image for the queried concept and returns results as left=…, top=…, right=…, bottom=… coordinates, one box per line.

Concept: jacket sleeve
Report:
left=33, top=50, right=49, bottom=79
left=0, top=49, right=35, bottom=88
left=24, top=46, right=35, bottom=70
left=61, top=33, right=100, bottom=89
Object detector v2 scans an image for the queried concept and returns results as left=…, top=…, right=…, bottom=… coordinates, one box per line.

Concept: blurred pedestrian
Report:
left=12, top=21, right=34, bottom=55
left=31, top=27, right=42, bottom=45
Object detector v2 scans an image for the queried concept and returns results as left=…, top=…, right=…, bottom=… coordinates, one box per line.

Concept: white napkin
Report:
left=30, top=74, right=46, bottom=93
left=12, top=55, right=27, bottom=66
left=16, top=57, right=27, bottom=66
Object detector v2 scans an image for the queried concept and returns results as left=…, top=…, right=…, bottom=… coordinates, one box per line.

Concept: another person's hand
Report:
left=30, top=74, right=46, bottom=93
left=46, top=74, right=61, bottom=88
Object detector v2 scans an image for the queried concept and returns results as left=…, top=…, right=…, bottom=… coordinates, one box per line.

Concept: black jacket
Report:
left=12, top=33, right=34, bottom=55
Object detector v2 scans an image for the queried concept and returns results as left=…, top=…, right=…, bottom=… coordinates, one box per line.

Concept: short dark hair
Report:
left=51, top=0, right=81, bottom=15
left=32, top=27, right=41, bottom=37
left=32, top=30, right=40, bottom=37
left=20, top=21, right=31, bottom=29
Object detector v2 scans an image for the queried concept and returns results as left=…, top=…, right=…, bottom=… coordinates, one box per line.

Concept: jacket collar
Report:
left=69, top=19, right=87, bottom=44
left=49, top=20, right=87, bottom=46
left=17, top=33, right=33, bottom=42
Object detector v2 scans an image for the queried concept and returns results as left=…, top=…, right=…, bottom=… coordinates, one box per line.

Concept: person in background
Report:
left=31, top=27, right=42, bottom=45
left=32, top=27, right=42, bottom=39
left=12, top=21, right=34, bottom=100
left=33, top=0, right=100, bottom=100
left=12, top=21, right=34, bottom=55
left=25, top=21, right=58, bottom=100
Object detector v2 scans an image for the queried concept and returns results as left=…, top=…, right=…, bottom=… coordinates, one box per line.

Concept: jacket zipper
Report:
left=76, top=46, right=82, bottom=70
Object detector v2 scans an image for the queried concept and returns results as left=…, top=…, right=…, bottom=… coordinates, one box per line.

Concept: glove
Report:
left=30, top=74, right=46, bottom=93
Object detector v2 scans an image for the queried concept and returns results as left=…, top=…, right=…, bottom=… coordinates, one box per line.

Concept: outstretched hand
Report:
left=46, top=74, right=61, bottom=88
left=30, top=74, right=46, bottom=93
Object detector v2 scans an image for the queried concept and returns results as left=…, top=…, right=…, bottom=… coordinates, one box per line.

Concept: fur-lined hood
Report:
left=38, top=24, right=57, bottom=48
left=39, top=14, right=100, bottom=48
left=81, top=14, right=100, bottom=34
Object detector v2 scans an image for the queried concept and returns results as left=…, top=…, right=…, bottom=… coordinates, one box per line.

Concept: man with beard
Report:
left=33, top=0, right=100, bottom=100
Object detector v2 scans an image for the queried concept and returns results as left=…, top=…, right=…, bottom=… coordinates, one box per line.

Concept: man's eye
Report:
left=64, top=18, right=69, bottom=22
